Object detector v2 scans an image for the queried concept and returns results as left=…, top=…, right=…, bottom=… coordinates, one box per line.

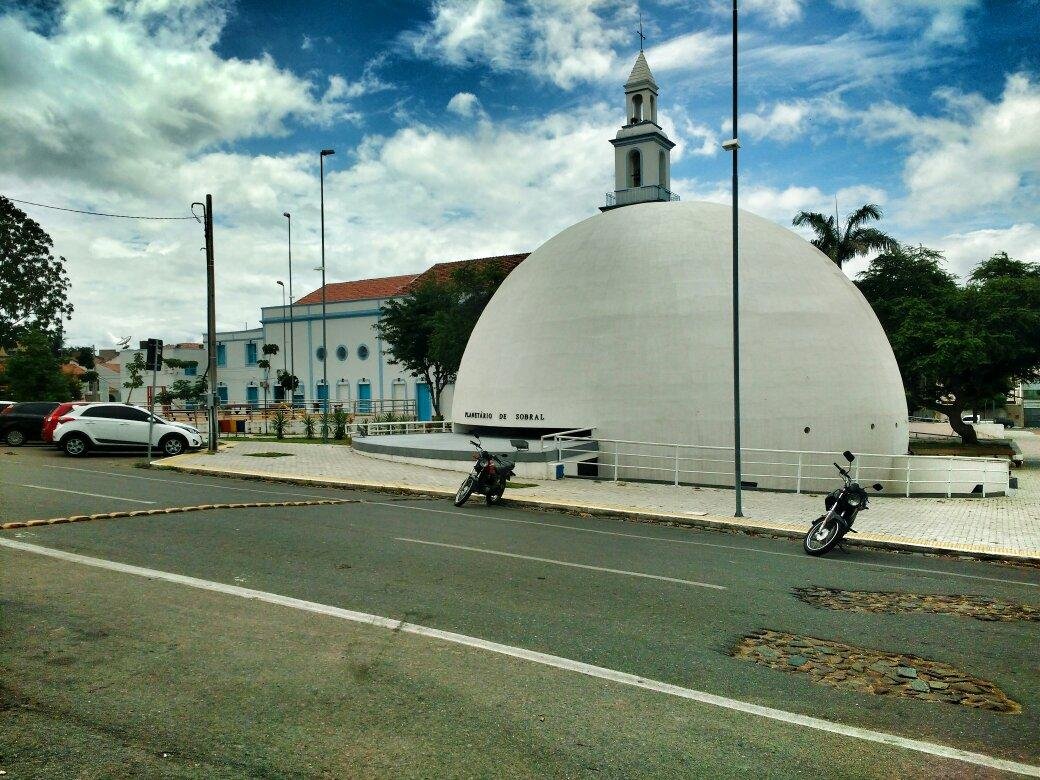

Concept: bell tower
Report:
left=603, top=50, right=677, bottom=211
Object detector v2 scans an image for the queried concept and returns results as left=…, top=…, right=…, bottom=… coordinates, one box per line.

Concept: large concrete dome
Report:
left=452, top=200, right=908, bottom=457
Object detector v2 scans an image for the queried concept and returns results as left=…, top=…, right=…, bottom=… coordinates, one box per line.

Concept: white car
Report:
left=53, top=403, right=204, bottom=457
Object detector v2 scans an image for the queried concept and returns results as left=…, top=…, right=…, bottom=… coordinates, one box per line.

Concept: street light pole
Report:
left=727, top=0, right=743, bottom=517
left=319, top=149, right=335, bottom=441
left=282, top=212, right=295, bottom=407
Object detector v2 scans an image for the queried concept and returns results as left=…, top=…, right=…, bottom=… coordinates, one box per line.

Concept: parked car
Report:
left=1, top=401, right=61, bottom=446
left=42, top=401, right=92, bottom=443
left=53, top=403, right=204, bottom=457
left=0, top=400, right=14, bottom=415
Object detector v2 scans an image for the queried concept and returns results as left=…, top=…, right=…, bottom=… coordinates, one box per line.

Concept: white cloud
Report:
left=833, top=0, right=980, bottom=42
left=403, top=0, right=630, bottom=89
left=852, top=74, right=1040, bottom=219
left=447, top=92, right=482, bottom=117
left=641, top=30, right=728, bottom=75
left=934, top=223, right=1040, bottom=277
left=743, top=0, right=804, bottom=26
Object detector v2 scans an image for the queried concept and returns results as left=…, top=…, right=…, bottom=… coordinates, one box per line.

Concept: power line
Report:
left=4, top=196, right=196, bottom=220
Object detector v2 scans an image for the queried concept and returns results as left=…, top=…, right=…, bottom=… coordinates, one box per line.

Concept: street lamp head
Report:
left=320, top=149, right=335, bottom=156
left=282, top=212, right=290, bottom=218
left=276, top=280, right=284, bottom=287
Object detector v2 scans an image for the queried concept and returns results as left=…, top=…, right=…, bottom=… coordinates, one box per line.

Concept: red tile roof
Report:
left=295, top=273, right=419, bottom=305
left=295, top=254, right=529, bottom=305
left=399, top=253, right=529, bottom=294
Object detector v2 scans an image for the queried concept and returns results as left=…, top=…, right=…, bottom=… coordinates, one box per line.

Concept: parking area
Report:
left=1, top=444, right=1038, bottom=777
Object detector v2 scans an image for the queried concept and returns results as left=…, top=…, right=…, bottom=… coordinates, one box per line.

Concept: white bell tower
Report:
left=603, top=50, right=677, bottom=211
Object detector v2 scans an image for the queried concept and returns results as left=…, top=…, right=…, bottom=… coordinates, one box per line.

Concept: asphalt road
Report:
left=2, top=444, right=1038, bottom=778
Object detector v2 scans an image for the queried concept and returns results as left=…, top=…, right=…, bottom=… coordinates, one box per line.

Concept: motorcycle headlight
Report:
left=846, top=494, right=863, bottom=507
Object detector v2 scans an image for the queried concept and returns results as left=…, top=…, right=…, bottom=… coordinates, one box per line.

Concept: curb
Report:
left=150, top=462, right=1040, bottom=565
left=0, top=499, right=350, bottom=531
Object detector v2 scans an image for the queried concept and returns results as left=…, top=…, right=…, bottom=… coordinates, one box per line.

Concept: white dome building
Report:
left=451, top=52, right=909, bottom=485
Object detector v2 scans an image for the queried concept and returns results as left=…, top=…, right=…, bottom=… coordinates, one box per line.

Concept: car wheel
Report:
left=62, top=433, right=89, bottom=457
left=160, top=434, right=187, bottom=457
left=4, top=428, right=26, bottom=447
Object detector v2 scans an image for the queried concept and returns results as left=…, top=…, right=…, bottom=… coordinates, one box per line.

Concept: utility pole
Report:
left=723, top=0, right=744, bottom=517
left=204, top=194, right=218, bottom=453
left=319, top=149, right=335, bottom=440
left=283, top=212, right=295, bottom=407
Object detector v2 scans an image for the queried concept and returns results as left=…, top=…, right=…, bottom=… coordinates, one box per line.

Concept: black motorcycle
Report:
left=803, top=450, right=884, bottom=556
left=454, top=436, right=528, bottom=507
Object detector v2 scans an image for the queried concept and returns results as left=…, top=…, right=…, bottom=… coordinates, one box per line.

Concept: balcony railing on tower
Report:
left=604, top=185, right=680, bottom=208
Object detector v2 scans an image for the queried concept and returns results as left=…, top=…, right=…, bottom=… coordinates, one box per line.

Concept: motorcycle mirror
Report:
left=469, top=440, right=479, bottom=447
left=510, top=439, right=529, bottom=450
left=872, top=483, right=884, bottom=491
left=843, top=450, right=855, bottom=462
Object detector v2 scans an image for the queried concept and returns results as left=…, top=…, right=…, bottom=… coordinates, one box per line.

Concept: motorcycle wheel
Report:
left=454, top=475, right=476, bottom=507
left=803, top=516, right=842, bottom=556
left=485, top=483, right=505, bottom=506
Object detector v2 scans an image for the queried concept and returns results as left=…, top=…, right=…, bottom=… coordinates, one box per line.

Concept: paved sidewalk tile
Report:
left=159, top=441, right=1040, bottom=561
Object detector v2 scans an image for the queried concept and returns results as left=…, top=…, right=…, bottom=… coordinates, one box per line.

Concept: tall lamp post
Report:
left=722, top=0, right=743, bottom=517
left=318, top=149, right=335, bottom=440
left=282, top=212, right=295, bottom=407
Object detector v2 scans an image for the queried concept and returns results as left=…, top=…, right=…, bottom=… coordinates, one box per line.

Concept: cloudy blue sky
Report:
left=1, top=0, right=1038, bottom=347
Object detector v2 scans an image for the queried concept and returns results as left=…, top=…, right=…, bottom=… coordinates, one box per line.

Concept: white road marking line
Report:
left=367, top=501, right=1040, bottom=588
left=395, top=537, right=727, bottom=589
left=21, top=484, right=156, bottom=504
left=36, top=464, right=335, bottom=500
left=1, top=538, right=1036, bottom=778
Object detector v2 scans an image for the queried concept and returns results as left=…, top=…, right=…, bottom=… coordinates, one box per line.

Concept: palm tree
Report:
left=792, top=203, right=898, bottom=268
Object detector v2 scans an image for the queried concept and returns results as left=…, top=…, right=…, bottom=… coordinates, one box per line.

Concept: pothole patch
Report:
left=732, top=630, right=1020, bottom=713
left=793, top=586, right=1039, bottom=623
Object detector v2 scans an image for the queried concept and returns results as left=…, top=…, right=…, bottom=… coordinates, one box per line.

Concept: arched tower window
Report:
left=631, top=94, right=643, bottom=123
left=650, top=95, right=656, bottom=123
left=628, top=149, right=642, bottom=188
left=659, top=150, right=667, bottom=189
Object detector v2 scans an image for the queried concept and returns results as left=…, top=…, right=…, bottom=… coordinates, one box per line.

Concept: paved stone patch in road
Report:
left=793, top=586, right=1040, bottom=622
left=732, top=630, right=1021, bottom=713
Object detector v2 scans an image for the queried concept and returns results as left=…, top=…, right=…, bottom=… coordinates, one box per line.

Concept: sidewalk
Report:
left=158, top=440, right=1040, bottom=562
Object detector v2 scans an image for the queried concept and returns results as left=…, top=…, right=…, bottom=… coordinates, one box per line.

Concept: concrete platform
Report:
left=352, top=432, right=596, bottom=479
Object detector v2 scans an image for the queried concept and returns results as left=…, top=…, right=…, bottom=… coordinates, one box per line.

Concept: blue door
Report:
left=358, top=382, right=372, bottom=414
left=246, top=385, right=259, bottom=409
left=416, top=382, right=432, bottom=421
left=316, top=382, right=329, bottom=409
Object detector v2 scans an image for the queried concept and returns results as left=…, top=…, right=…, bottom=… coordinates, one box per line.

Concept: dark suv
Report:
left=1, top=401, right=61, bottom=446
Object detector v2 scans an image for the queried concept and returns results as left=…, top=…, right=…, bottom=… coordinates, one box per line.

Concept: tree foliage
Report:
left=793, top=203, right=898, bottom=268
left=375, top=261, right=511, bottom=416
left=0, top=196, right=74, bottom=349
left=122, top=352, right=146, bottom=403
left=2, top=327, right=79, bottom=401
left=857, top=247, right=1040, bottom=443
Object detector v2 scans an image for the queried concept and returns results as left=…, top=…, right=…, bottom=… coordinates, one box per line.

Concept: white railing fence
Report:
left=352, top=419, right=451, bottom=437
left=543, top=435, right=1009, bottom=497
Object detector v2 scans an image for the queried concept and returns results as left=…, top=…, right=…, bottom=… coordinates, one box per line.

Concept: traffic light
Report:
left=140, top=338, right=164, bottom=371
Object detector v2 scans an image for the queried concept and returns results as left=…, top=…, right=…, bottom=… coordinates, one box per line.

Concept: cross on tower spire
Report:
left=637, top=12, right=646, bottom=51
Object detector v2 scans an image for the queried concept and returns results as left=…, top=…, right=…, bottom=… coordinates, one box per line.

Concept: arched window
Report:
left=357, top=344, right=370, bottom=361
left=631, top=94, right=643, bottom=123
left=336, top=345, right=347, bottom=361
left=628, top=149, right=642, bottom=188
left=659, top=150, right=667, bottom=189
left=650, top=95, right=656, bottom=123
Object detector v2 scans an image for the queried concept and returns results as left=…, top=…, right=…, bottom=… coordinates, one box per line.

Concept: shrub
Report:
left=320, top=411, right=331, bottom=439
left=333, top=408, right=349, bottom=440
left=301, top=412, right=316, bottom=439
left=272, top=409, right=288, bottom=440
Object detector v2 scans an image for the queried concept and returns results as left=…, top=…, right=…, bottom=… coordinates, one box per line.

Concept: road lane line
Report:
left=368, top=501, right=1039, bottom=588
left=395, top=537, right=726, bottom=589
left=36, top=464, right=338, bottom=500
left=20, top=484, right=156, bottom=504
left=1, top=538, right=1035, bottom=778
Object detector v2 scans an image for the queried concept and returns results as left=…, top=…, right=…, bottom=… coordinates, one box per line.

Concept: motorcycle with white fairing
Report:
left=803, top=450, right=884, bottom=556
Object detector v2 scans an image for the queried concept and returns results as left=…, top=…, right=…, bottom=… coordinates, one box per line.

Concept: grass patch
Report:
left=243, top=452, right=295, bottom=458
left=506, top=481, right=537, bottom=488
left=223, top=436, right=352, bottom=446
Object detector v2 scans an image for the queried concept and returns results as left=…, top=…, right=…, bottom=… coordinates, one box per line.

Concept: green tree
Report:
left=123, top=352, right=146, bottom=403
left=857, top=247, right=1040, bottom=443
left=3, top=328, right=77, bottom=401
left=0, top=196, right=74, bottom=349
left=793, top=203, right=898, bottom=269
left=375, top=262, right=510, bottom=416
